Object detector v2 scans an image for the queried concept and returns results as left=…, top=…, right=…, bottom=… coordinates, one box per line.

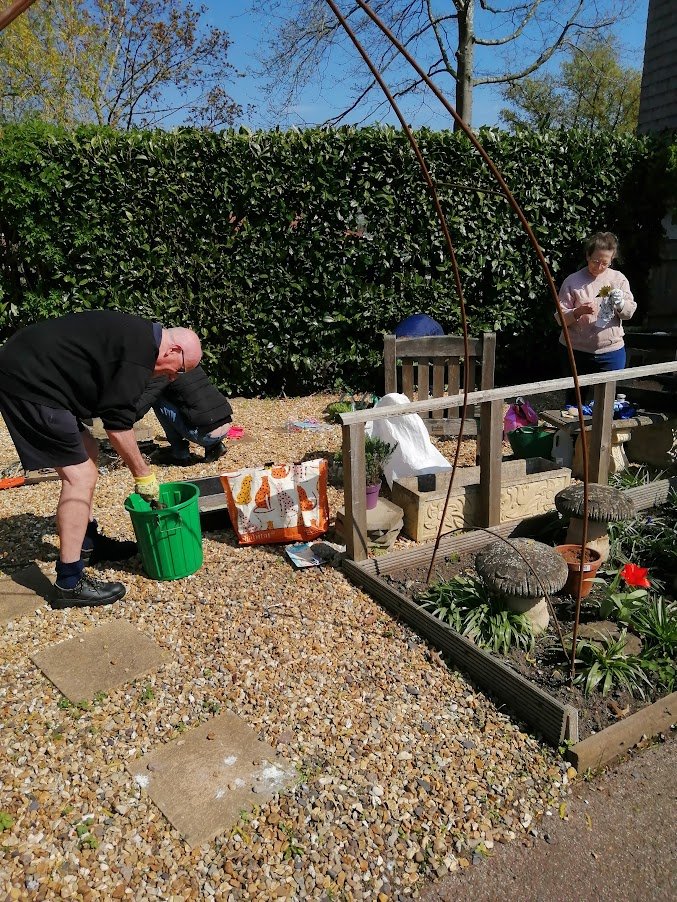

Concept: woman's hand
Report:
left=574, top=301, right=596, bottom=320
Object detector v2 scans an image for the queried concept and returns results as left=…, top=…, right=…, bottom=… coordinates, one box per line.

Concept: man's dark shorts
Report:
left=0, top=394, right=89, bottom=470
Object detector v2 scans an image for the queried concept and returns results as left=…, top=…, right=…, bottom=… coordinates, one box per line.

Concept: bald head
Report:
left=155, top=327, right=202, bottom=380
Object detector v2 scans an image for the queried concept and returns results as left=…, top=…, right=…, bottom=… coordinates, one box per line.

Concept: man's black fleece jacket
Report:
left=136, top=365, right=233, bottom=430
left=0, top=310, right=158, bottom=430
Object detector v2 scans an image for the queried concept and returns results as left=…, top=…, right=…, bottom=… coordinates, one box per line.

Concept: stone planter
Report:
left=391, top=457, right=571, bottom=542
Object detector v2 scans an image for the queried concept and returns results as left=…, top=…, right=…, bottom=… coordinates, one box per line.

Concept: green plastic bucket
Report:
left=124, top=481, right=203, bottom=580
left=508, top=426, right=554, bottom=459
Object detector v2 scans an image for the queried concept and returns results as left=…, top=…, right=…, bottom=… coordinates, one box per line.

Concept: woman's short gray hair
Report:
left=585, top=231, right=618, bottom=258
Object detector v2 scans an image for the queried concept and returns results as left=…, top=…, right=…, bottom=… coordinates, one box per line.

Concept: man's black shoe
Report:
left=51, top=575, right=126, bottom=610
left=150, top=447, right=199, bottom=466
left=204, top=441, right=227, bottom=462
left=81, top=534, right=138, bottom=565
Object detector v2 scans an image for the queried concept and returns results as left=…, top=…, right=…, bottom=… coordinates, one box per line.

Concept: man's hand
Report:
left=135, top=472, right=160, bottom=502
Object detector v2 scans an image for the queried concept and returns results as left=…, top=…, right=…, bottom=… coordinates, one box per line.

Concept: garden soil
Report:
left=421, top=732, right=677, bottom=902
left=383, top=555, right=664, bottom=740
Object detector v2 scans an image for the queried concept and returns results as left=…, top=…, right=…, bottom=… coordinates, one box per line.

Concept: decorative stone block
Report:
left=336, top=497, right=404, bottom=550
left=391, top=458, right=571, bottom=542
left=127, top=713, right=296, bottom=846
left=30, top=620, right=168, bottom=702
left=0, top=563, right=53, bottom=625
left=627, top=419, right=677, bottom=468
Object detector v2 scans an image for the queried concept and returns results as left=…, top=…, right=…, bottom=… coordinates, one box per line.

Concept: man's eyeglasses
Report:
left=177, top=348, right=186, bottom=374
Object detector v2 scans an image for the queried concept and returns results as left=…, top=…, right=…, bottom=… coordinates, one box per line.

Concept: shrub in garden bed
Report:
left=608, top=488, right=677, bottom=575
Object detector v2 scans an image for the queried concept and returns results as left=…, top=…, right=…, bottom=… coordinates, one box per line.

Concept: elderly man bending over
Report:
left=0, top=310, right=201, bottom=609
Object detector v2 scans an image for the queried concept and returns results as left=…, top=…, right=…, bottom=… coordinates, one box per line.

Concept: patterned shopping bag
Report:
left=220, top=458, right=329, bottom=545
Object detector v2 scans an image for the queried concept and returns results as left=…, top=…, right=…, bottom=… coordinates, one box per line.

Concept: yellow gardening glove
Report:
left=134, top=472, right=160, bottom=503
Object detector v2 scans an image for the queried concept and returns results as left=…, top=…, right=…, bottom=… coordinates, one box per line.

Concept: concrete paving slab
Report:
left=0, top=563, right=53, bottom=624
left=30, top=620, right=167, bottom=702
left=127, top=712, right=296, bottom=847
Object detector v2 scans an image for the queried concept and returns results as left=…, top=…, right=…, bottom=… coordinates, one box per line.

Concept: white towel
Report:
left=368, top=393, right=452, bottom=488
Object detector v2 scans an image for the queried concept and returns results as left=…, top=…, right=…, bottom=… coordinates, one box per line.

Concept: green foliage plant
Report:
left=0, top=123, right=673, bottom=394
left=573, top=631, right=651, bottom=698
left=608, top=465, right=664, bottom=490
left=280, top=823, right=304, bottom=859
left=140, top=684, right=155, bottom=703
left=608, top=489, right=677, bottom=572
left=639, top=657, right=676, bottom=694
left=364, top=435, right=397, bottom=487
left=0, top=812, right=14, bottom=831
left=594, top=568, right=650, bottom=625
left=631, top=598, right=677, bottom=661
left=418, top=574, right=534, bottom=654
left=324, top=401, right=354, bottom=423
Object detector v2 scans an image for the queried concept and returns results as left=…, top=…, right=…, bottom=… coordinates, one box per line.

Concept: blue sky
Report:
left=205, top=1, right=650, bottom=130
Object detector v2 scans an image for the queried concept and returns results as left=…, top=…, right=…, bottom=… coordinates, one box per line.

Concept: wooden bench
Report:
left=383, top=332, right=496, bottom=437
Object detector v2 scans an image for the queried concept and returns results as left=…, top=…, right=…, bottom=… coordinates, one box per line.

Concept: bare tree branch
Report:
left=254, top=0, right=638, bottom=126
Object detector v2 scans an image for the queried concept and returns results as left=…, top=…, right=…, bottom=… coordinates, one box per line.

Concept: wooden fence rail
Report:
left=340, top=360, right=677, bottom=561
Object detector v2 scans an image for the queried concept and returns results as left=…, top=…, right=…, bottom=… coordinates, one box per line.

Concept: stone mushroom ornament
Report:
left=475, top=538, right=568, bottom=634
left=555, top=483, right=636, bottom=563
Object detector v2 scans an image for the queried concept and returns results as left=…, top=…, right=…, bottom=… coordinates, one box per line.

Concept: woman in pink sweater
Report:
left=556, top=231, right=636, bottom=402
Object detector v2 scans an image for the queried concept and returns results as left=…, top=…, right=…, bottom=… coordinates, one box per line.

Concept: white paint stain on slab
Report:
left=261, top=764, right=287, bottom=785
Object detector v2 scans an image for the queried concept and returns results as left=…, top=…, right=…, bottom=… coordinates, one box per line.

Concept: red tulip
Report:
left=620, top=563, right=650, bottom=588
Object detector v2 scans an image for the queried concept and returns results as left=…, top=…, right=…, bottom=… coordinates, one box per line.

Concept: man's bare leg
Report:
left=54, top=458, right=98, bottom=563
left=80, top=429, right=100, bottom=522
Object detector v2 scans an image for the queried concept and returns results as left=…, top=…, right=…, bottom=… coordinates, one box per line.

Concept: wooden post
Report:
left=589, top=380, right=616, bottom=484
left=478, top=399, right=503, bottom=526
left=383, top=334, right=397, bottom=395
left=342, top=422, right=367, bottom=561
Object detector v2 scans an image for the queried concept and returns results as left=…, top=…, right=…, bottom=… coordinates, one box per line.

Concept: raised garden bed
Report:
left=342, top=478, right=677, bottom=772
left=391, top=457, right=571, bottom=542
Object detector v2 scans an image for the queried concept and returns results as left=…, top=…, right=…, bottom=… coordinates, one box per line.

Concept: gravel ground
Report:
left=422, top=733, right=677, bottom=902
left=0, top=395, right=571, bottom=900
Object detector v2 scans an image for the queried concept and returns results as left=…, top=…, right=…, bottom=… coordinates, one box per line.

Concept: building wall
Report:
left=637, top=0, right=677, bottom=330
left=638, top=0, right=677, bottom=133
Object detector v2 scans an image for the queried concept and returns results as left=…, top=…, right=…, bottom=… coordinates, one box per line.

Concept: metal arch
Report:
left=325, top=0, right=592, bottom=677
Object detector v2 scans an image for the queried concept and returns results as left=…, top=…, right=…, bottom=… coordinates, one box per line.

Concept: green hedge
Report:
left=0, top=122, right=673, bottom=395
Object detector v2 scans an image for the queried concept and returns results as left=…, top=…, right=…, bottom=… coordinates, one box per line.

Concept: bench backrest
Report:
left=383, top=332, right=496, bottom=433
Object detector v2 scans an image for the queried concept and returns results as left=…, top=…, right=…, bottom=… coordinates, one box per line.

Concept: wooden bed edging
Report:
left=623, top=477, right=677, bottom=511
left=567, top=691, right=677, bottom=774
left=342, top=557, right=578, bottom=747
left=340, top=487, right=677, bottom=753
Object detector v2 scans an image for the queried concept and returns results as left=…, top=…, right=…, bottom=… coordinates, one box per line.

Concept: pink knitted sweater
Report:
left=556, top=267, right=636, bottom=354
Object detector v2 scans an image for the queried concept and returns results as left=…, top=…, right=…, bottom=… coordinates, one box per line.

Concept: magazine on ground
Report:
left=284, top=540, right=345, bottom=569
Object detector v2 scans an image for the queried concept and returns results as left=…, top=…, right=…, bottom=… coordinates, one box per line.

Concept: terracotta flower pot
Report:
left=555, top=544, right=603, bottom=599
left=366, top=481, right=381, bottom=510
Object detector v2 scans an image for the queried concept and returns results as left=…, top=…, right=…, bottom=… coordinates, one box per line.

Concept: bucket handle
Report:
left=155, top=512, right=181, bottom=539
